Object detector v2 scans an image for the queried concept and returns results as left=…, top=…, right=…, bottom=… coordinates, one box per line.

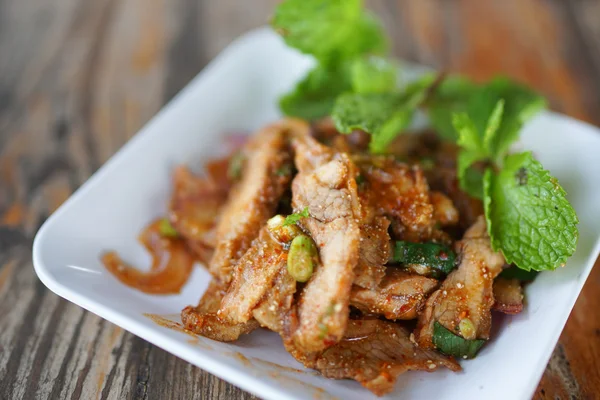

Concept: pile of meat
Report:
left=107, top=118, right=526, bottom=396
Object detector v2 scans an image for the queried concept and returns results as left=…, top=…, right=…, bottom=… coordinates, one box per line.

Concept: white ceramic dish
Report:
left=33, top=27, right=600, bottom=400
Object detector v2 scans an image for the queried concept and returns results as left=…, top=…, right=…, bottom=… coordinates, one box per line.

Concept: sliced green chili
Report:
left=393, top=241, right=456, bottom=277
left=433, top=321, right=485, bottom=359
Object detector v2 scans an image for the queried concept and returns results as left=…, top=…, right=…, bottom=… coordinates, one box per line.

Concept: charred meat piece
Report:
left=416, top=216, right=505, bottom=347
left=313, top=320, right=460, bottom=396
left=209, top=122, right=299, bottom=283
left=350, top=270, right=439, bottom=320
left=355, top=156, right=448, bottom=243
left=218, top=226, right=288, bottom=324
left=430, top=191, right=459, bottom=227
left=181, top=280, right=259, bottom=341
left=169, top=165, right=229, bottom=263
left=290, top=134, right=361, bottom=352
left=252, top=267, right=297, bottom=333
left=354, top=217, right=390, bottom=289
left=492, top=277, right=524, bottom=314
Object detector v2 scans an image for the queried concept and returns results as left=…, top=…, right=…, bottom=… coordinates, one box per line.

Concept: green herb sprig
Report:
left=272, top=0, right=579, bottom=273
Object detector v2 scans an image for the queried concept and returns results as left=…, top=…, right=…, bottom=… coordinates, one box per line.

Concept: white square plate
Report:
left=33, top=27, right=600, bottom=400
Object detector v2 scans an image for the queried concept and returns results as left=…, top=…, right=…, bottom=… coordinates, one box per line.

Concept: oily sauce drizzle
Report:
left=102, top=219, right=195, bottom=294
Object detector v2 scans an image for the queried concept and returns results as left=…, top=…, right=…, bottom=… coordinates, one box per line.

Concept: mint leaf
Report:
left=283, top=207, right=310, bottom=226
left=428, top=76, right=545, bottom=151
left=483, top=99, right=505, bottom=153
left=279, top=63, right=352, bottom=120
left=336, top=11, right=388, bottom=60
left=351, top=56, right=398, bottom=94
left=272, top=0, right=386, bottom=62
left=332, top=75, right=434, bottom=153
left=454, top=112, right=483, bottom=152
left=482, top=78, right=546, bottom=162
left=484, top=152, right=579, bottom=271
left=461, top=78, right=545, bottom=162
left=332, top=92, right=409, bottom=153
left=428, top=76, right=479, bottom=141
left=453, top=100, right=504, bottom=199
left=433, top=322, right=486, bottom=359
left=457, top=151, right=485, bottom=199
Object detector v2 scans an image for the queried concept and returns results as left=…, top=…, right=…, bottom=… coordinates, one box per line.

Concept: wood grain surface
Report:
left=1, top=1, right=599, bottom=399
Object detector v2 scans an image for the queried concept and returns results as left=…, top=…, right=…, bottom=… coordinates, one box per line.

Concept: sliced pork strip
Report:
left=492, top=277, right=524, bottom=314
left=314, top=320, right=460, bottom=396
left=354, top=217, right=390, bottom=289
left=416, top=216, right=505, bottom=348
left=290, top=134, right=361, bottom=352
left=294, top=134, right=390, bottom=290
left=169, top=166, right=228, bottom=263
left=181, top=280, right=258, bottom=341
left=293, top=217, right=360, bottom=351
left=350, top=270, right=439, bottom=320
left=209, top=123, right=295, bottom=283
left=430, top=191, right=459, bottom=226
left=355, top=156, right=447, bottom=243
left=252, top=268, right=297, bottom=333
left=218, top=226, right=287, bottom=324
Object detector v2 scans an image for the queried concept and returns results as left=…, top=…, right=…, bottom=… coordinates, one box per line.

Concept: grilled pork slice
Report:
left=312, top=320, right=460, bottom=396
left=290, top=134, right=361, bottom=352
left=209, top=122, right=298, bottom=284
left=218, top=226, right=288, bottom=324
left=169, top=165, right=229, bottom=263
left=181, top=280, right=258, bottom=341
left=354, top=217, right=390, bottom=289
left=252, top=267, right=297, bottom=333
left=430, top=191, right=459, bottom=226
left=492, top=277, right=524, bottom=314
left=350, top=270, right=439, bottom=320
left=416, top=216, right=505, bottom=347
left=356, top=156, right=448, bottom=243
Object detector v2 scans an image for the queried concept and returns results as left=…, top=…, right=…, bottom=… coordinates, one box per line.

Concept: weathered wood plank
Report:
left=0, top=1, right=598, bottom=399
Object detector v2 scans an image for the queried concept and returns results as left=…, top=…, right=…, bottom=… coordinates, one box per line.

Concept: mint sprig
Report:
left=279, top=63, right=353, bottom=121
left=452, top=99, right=505, bottom=198
left=273, top=0, right=389, bottom=121
left=350, top=56, right=398, bottom=94
left=452, top=93, right=578, bottom=272
left=332, top=75, right=435, bottom=153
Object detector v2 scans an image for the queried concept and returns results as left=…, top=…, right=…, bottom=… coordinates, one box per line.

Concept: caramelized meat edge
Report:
left=350, top=269, right=439, bottom=320
left=209, top=123, right=296, bottom=283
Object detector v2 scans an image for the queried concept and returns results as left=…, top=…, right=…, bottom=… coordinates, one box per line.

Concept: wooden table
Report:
left=1, top=1, right=599, bottom=399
